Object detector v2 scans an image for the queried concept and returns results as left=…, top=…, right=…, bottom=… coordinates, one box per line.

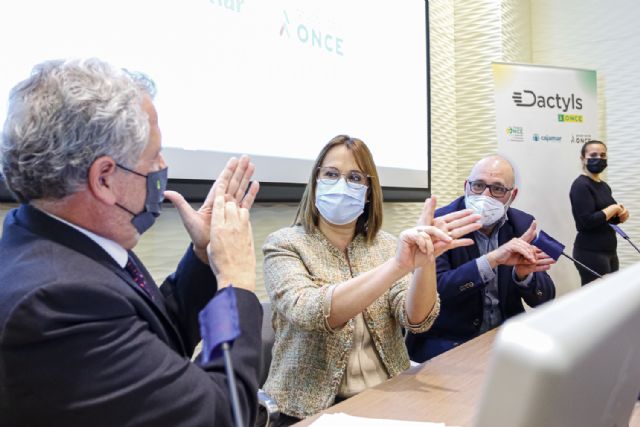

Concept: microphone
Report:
left=610, top=224, right=640, bottom=255
left=531, top=230, right=602, bottom=279
left=199, top=287, right=244, bottom=427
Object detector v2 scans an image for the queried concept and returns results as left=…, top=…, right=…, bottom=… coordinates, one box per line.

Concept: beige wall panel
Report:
left=452, top=0, right=502, bottom=188
left=428, top=0, right=460, bottom=203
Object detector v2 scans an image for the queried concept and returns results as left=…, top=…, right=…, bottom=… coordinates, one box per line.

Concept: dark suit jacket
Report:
left=406, top=196, right=555, bottom=362
left=0, top=204, right=262, bottom=427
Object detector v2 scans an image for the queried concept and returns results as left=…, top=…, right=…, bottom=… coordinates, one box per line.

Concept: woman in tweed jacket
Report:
left=261, top=135, right=481, bottom=424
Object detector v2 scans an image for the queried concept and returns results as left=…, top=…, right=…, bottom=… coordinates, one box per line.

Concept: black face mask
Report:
left=586, top=158, right=607, bottom=174
left=115, top=164, right=168, bottom=234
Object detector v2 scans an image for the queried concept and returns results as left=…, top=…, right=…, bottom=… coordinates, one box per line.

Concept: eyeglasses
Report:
left=317, top=166, right=370, bottom=189
left=468, top=180, right=513, bottom=197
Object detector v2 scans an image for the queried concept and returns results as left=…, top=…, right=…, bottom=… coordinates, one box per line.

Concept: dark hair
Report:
left=293, top=135, right=383, bottom=243
left=581, top=140, right=607, bottom=158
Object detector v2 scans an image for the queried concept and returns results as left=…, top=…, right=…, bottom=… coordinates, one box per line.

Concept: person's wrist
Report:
left=486, top=251, right=498, bottom=268
left=514, top=266, right=527, bottom=281
left=390, top=257, right=413, bottom=277
left=193, top=244, right=209, bottom=264
left=215, top=273, right=256, bottom=292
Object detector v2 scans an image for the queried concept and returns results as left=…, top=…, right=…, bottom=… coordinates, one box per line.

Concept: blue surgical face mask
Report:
left=115, top=164, right=168, bottom=234
left=315, top=178, right=367, bottom=225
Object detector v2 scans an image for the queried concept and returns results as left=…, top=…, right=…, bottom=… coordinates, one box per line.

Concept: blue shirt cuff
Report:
left=512, top=268, right=534, bottom=287
left=476, top=256, right=496, bottom=283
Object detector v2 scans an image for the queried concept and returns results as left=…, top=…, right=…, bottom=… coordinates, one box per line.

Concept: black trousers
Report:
left=572, top=246, right=619, bottom=286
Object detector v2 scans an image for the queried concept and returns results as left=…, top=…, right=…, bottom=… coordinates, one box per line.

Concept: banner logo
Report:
left=512, top=90, right=583, bottom=112
left=505, top=126, right=524, bottom=142
left=571, top=134, right=592, bottom=144
left=532, top=133, right=562, bottom=142
left=558, top=114, right=583, bottom=123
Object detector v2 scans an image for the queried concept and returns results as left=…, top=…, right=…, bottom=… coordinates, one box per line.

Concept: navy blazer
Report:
left=406, top=196, right=555, bottom=362
left=0, top=204, right=262, bottom=427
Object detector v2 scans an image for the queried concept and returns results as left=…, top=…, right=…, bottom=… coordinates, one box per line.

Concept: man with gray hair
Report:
left=406, top=155, right=557, bottom=362
left=0, top=58, right=261, bottom=426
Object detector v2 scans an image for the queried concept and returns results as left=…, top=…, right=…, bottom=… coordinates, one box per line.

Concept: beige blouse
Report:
left=337, top=313, right=388, bottom=398
left=262, top=226, right=440, bottom=419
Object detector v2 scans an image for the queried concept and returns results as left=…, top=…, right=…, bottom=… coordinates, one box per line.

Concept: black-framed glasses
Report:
left=468, top=180, right=513, bottom=197
left=117, top=163, right=148, bottom=178
left=317, top=166, right=370, bottom=189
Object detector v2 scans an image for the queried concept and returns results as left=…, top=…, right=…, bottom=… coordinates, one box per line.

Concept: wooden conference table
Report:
left=296, top=329, right=640, bottom=426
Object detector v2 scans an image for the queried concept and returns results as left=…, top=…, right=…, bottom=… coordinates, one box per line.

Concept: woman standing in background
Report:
left=570, top=140, right=629, bottom=285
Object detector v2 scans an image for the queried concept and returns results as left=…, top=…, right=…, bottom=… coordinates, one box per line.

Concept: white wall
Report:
left=531, top=0, right=640, bottom=272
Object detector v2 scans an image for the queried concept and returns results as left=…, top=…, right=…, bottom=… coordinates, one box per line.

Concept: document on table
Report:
left=309, top=412, right=452, bottom=426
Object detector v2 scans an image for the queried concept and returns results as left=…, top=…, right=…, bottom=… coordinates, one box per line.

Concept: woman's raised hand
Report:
left=418, top=196, right=482, bottom=258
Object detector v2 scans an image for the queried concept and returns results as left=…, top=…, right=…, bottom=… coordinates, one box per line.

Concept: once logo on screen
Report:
left=512, top=89, right=583, bottom=112
left=280, top=10, right=344, bottom=56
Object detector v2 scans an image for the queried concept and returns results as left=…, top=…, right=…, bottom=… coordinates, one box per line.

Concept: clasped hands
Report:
left=485, top=221, right=556, bottom=280
left=164, top=155, right=259, bottom=291
left=617, top=204, right=630, bottom=223
left=395, top=196, right=482, bottom=272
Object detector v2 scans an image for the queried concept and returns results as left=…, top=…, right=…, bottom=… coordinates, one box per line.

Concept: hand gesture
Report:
left=514, top=248, right=555, bottom=279
left=486, top=221, right=537, bottom=268
left=619, top=204, right=630, bottom=223
left=394, top=196, right=481, bottom=272
left=206, top=177, right=256, bottom=291
left=418, top=196, right=482, bottom=258
left=164, top=155, right=260, bottom=263
left=395, top=226, right=441, bottom=272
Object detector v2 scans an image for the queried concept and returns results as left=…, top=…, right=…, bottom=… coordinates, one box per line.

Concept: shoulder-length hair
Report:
left=293, top=135, right=383, bottom=243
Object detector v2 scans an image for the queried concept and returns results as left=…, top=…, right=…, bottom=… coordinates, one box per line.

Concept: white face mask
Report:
left=465, top=194, right=509, bottom=228
left=315, top=178, right=367, bottom=225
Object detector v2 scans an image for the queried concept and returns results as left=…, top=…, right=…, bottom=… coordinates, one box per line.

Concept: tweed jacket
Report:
left=262, top=225, right=440, bottom=419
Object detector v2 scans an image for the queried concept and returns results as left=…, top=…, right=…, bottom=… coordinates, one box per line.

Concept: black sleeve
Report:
left=570, top=178, right=608, bottom=230
left=160, top=245, right=218, bottom=353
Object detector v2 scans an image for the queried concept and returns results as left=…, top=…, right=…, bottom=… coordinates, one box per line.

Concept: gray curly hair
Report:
left=1, top=58, right=156, bottom=203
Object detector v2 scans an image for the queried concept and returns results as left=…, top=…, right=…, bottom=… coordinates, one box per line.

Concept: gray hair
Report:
left=1, top=58, right=157, bottom=202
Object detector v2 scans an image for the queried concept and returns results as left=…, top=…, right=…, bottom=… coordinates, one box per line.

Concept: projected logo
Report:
left=512, top=90, right=583, bottom=112
left=280, top=10, right=344, bottom=57
left=209, top=0, right=244, bottom=13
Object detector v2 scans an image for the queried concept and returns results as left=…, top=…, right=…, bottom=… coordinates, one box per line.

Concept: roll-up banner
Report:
left=493, top=62, right=598, bottom=294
